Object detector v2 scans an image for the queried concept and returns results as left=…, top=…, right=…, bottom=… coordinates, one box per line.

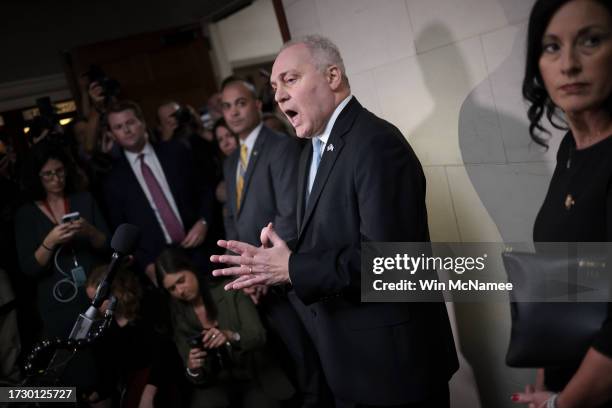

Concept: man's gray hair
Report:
left=280, top=35, right=349, bottom=85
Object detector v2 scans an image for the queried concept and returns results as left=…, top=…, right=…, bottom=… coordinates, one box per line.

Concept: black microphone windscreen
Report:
left=110, top=224, right=140, bottom=254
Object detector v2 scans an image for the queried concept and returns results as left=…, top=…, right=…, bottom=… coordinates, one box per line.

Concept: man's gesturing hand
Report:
left=210, top=223, right=291, bottom=290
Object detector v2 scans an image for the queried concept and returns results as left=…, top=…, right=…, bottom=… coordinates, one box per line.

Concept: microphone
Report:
left=91, top=224, right=140, bottom=308
left=69, top=224, right=139, bottom=339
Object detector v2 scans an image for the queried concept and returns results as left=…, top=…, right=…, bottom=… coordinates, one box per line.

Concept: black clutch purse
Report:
left=502, top=251, right=608, bottom=367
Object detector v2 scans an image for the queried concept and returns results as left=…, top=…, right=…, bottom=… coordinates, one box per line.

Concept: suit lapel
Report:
left=118, top=154, right=159, bottom=225
left=226, top=151, right=239, bottom=221
left=118, top=154, right=147, bottom=203
left=298, top=97, right=360, bottom=238
left=154, top=144, right=183, bottom=221
left=296, top=145, right=311, bottom=232
left=237, top=127, right=266, bottom=216
left=298, top=136, right=345, bottom=237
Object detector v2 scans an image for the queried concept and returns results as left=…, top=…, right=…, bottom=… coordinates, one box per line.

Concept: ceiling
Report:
left=0, top=0, right=254, bottom=82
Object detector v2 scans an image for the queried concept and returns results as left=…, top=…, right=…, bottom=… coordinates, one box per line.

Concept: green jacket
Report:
left=169, top=281, right=294, bottom=400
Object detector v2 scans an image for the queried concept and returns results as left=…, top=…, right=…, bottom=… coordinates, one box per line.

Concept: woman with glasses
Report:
left=14, top=143, right=111, bottom=403
left=15, top=142, right=109, bottom=339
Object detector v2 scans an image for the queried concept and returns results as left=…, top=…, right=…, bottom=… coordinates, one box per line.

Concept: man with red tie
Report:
left=103, top=100, right=213, bottom=284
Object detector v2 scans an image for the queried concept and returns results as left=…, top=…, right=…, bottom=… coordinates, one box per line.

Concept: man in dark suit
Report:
left=220, top=77, right=329, bottom=407
left=211, top=36, right=458, bottom=407
left=103, top=100, right=212, bottom=282
left=221, top=78, right=298, bottom=246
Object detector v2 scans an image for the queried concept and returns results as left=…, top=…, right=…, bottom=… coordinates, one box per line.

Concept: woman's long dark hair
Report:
left=212, top=118, right=239, bottom=153
left=20, top=141, right=77, bottom=202
left=523, top=0, right=612, bottom=147
left=155, top=248, right=218, bottom=321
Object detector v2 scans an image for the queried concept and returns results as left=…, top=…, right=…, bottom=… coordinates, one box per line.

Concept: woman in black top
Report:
left=513, top=0, right=612, bottom=407
left=14, top=143, right=110, bottom=398
left=15, top=143, right=109, bottom=338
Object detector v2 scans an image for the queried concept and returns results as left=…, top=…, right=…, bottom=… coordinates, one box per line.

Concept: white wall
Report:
left=281, top=0, right=566, bottom=407
left=215, top=0, right=284, bottom=67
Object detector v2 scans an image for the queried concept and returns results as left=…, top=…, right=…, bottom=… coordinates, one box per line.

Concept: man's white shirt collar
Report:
left=314, top=95, right=353, bottom=150
left=240, top=122, right=263, bottom=155
left=124, top=141, right=154, bottom=165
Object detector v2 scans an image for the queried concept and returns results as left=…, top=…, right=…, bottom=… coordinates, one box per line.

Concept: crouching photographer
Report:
left=155, top=248, right=294, bottom=408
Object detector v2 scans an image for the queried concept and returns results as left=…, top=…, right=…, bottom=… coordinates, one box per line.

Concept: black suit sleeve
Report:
left=102, top=171, right=151, bottom=270
left=289, top=127, right=429, bottom=305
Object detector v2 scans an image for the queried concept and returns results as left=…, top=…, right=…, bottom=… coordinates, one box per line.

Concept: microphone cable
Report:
left=52, top=244, right=78, bottom=303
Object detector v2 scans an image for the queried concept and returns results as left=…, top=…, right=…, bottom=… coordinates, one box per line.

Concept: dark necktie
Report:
left=139, top=153, right=185, bottom=243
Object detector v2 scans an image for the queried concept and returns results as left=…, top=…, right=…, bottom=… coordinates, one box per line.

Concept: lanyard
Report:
left=41, top=197, right=70, bottom=224
left=42, top=197, right=79, bottom=267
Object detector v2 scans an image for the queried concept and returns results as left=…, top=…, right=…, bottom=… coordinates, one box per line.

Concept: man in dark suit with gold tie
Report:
left=212, top=36, right=458, bottom=407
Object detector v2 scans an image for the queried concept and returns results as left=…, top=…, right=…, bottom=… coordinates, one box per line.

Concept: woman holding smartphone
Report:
left=15, top=142, right=109, bottom=339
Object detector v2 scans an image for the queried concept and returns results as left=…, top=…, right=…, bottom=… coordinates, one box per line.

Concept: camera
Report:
left=27, top=97, right=68, bottom=147
left=172, top=106, right=193, bottom=127
left=186, top=332, right=233, bottom=375
left=85, top=65, right=121, bottom=106
left=187, top=333, right=203, bottom=349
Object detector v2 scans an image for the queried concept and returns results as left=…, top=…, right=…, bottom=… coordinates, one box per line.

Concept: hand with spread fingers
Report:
left=210, top=223, right=291, bottom=290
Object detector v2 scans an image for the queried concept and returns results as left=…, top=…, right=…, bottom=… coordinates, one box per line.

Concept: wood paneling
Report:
left=67, top=26, right=217, bottom=125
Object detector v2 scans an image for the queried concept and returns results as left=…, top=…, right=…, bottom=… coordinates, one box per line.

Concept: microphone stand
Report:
left=69, top=252, right=121, bottom=340
left=24, top=295, right=118, bottom=382
left=23, top=224, right=139, bottom=384
left=24, top=254, right=124, bottom=379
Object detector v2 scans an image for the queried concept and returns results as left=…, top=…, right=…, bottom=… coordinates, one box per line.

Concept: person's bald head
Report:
left=220, top=78, right=262, bottom=139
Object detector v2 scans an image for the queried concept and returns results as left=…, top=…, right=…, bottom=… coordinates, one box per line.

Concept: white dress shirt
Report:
left=308, top=95, right=353, bottom=191
left=235, top=122, right=263, bottom=184
left=124, top=142, right=184, bottom=244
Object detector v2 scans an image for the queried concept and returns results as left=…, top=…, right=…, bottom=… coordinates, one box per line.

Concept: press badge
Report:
left=71, top=266, right=87, bottom=287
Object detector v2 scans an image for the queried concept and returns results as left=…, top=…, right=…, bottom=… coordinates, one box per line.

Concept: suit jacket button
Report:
left=311, top=310, right=317, bottom=317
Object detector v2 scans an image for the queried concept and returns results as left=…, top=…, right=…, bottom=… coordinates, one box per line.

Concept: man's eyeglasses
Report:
left=39, top=167, right=65, bottom=180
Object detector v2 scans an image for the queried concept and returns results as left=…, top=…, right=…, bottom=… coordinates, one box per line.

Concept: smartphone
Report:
left=61, top=212, right=81, bottom=223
